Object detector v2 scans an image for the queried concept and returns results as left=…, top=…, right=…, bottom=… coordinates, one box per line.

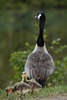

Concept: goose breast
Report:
left=25, top=50, right=55, bottom=80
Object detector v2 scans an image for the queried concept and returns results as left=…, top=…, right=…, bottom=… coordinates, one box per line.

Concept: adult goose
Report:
left=24, top=11, right=55, bottom=87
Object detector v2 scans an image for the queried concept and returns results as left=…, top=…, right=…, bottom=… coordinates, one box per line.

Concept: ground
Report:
left=0, top=85, right=67, bottom=100
left=32, top=94, right=67, bottom=100
left=0, top=94, right=67, bottom=100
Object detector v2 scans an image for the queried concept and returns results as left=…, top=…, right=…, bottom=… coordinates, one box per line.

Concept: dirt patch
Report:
left=0, top=94, right=67, bottom=100
left=32, top=94, right=67, bottom=100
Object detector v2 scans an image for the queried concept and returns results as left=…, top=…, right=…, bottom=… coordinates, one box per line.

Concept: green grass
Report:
left=0, top=85, right=67, bottom=100
left=24, top=85, right=67, bottom=100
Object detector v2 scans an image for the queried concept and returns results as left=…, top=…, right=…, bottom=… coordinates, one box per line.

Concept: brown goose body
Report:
left=25, top=44, right=55, bottom=86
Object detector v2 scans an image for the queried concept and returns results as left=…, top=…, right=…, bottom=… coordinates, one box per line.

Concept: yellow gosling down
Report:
left=22, top=72, right=42, bottom=91
left=13, top=81, right=31, bottom=95
left=5, top=83, right=31, bottom=95
left=22, top=72, right=27, bottom=82
left=5, top=72, right=42, bottom=97
left=5, top=86, right=15, bottom=96
left=5, top=76, right=31, bottom=96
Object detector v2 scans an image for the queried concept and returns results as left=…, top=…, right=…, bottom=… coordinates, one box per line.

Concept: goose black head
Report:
left=35, top=11, right=46, bottom=30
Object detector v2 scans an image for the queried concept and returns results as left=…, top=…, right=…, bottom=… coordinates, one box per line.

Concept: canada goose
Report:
left=22, top=72, right=42, bottom=91
left=24, top=11, right=55, bottom=87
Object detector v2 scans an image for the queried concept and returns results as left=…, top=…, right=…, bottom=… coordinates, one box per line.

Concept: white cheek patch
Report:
left=38, top=14, right=41, bottom=19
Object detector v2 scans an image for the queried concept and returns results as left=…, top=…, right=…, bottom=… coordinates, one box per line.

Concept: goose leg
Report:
left=36, top=79, right=47, bottom=88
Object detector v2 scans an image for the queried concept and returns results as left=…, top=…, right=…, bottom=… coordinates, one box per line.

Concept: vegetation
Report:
left=0, top=0, right=67, bottom=9
left=10, top=42, right=33, bottom=82
left=0, top=0, right=67, bottom=93
left=0, top=85, right=67, bottom=99
left=0, top=0, right=67, bottom=98
left=0, top=9, right=67, bottom=88
left=10, top=30, right=67, bottom=85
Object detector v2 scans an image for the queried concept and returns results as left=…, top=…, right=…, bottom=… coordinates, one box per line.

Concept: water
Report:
left=0, top=9, right=67, bottom=88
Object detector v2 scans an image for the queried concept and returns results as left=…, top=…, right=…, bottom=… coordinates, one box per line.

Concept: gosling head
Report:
left=22, top=72, right=27, bottom=82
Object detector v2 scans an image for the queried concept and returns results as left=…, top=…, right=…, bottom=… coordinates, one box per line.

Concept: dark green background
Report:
left=0, top=0, right=67, bottom=88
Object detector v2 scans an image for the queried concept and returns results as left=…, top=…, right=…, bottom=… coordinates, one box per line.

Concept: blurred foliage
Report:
left=10, top=30, right=67, bottom=85
left=0, top=9, right=67, bottom=88
left=0, top=0, right=67, bottom=9
left=10, top=42, right=33, bottom=82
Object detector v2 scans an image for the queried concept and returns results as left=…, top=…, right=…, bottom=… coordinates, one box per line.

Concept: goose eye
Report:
left=38, top=14, right=41, bottom=19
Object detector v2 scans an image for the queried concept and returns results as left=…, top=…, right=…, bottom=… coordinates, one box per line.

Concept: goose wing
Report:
left=25, top=51, right=55, bottom=80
